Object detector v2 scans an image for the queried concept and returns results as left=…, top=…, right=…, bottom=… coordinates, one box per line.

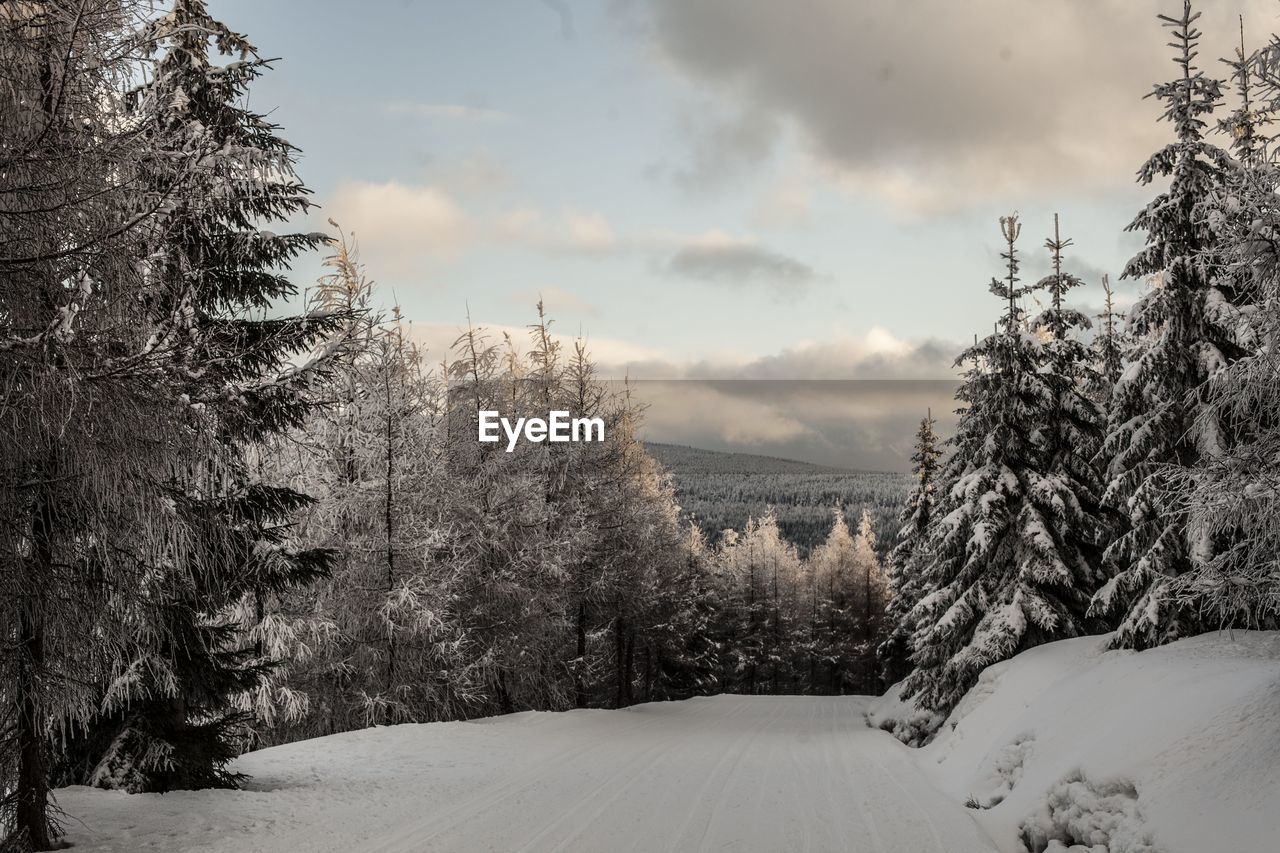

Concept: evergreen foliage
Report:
left=1091, top=0, right=1254, bottom=650
left=879, top=411, right=943, bottom=685
left=902, top=215, right=1106, bottom=715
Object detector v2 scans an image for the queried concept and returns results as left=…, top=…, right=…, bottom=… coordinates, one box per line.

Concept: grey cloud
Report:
left=667, top=105, right=780, bottom=192
left=665, top=242, right=816, bottom=287
left=594, top=334, right=964, bottom=382
left=639, top=0, right=1272, bottom=211
left=726, top=338, right=959, bottom=380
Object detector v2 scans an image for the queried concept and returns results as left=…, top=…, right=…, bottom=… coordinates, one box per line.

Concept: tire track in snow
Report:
left=539, top=698, right=759, bottom=853
left=685, top=698, right=792, bottom=851
left=837, top=699, right=951, bottom=853
left=364, top=709, right=672, bottom=852
left=827, top=696, right=889, bottom=853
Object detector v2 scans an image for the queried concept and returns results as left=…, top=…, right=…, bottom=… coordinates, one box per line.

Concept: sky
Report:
left=211, top=0, right=1276, bottom=469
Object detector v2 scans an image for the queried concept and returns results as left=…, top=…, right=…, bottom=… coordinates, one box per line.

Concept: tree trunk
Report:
left=383, top=367, right=397, bottom=726
left=496, top=668, right=514, bottom=716
left=643, top=644, right=654, bottom=702
left=614, top=614, right=633, bottom=708
left=574, top=597, right=588, bottom=708
left=16, top=602, right=53, bottom=851
left=623, top=632, right=635, bottom=707
left=17, top=490, right=56, bottom=850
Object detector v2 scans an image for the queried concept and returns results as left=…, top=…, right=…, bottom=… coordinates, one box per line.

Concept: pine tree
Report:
left=810, top=507, right=860, bottom=694
left=1031, top=215, right=1111, bottom=587
left=1167, top=31, right=1280, bottom=633
left=1091, top=275, right=1126, bottom=400
left=1091, top=1, right=1253, bottom=650
left=903, top=215, right=1103, bottom=716
left=1, top=1, right=211, bottom=844
left=879, top=410, right=943, bottom=685
left=851, top=509, right=889, bottom=693
left=71, top=0, right=350, bottom=792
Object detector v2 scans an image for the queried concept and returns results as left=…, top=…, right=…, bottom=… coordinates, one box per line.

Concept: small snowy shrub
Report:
left=1019, top=770, right=1160, bottom=853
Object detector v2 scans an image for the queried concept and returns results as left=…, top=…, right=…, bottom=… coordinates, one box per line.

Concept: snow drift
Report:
left=869, top=630, right=1280, bottom=853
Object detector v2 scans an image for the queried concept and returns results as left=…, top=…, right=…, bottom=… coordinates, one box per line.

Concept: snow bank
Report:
left=871, top=631, right=1280, bottom=853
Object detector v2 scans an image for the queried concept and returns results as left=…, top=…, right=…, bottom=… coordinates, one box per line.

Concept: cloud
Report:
left=325, top=181, right=470, bottom=271
left=495, top=208, right=619, bottom=254
left=665, top=231, right=816, bottom=288
left=323, top=185, right=821, bottom=296
left=508, top=286, right=600, bottom=318
left=723, top=329, right=959, bottom=380
left=404, top=321, right=667, bottom=372
left=751, top=174, right=813, bottom=228
left=664, top=104, right=781, bottom=191
left=591, top=326, right=962, bottom=381
left=638, top=0, right=1274, bottom=214
left=629, top=379, right=959, bottom=471
left=383, top=101, right=512, bottom=122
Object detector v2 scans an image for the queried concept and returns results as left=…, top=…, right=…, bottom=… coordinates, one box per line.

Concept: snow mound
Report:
left=1019, top=770, right=1156, bottom=853
left=871, top=630, right=1280, bottom=853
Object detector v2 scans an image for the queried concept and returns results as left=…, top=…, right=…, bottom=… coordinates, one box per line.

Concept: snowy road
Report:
left=60, top=696, right=997, bottom=853
left=365, top=696, right=995, bottom=853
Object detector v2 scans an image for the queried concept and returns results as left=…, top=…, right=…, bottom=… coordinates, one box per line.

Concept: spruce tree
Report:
left=851, top=509, right=889, bottom=693
left=1091, top=1, right=1252, bottom=650
left=1168, top=31, right=1280, bottom=633
left=810, top=507, right=860, bottom=694
left=878, top=410, right=942, bottom=685
left=1090, top=275, right=1126, bottom=401
left=903, top=215, right=1103, bottom=716
left=74, top=0, right=348, bottom=792
left=1031, top=215, right=1110, bottom=578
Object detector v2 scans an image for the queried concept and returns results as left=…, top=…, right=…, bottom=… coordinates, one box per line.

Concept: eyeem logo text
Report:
left=478, top=410, right=606, bottom=452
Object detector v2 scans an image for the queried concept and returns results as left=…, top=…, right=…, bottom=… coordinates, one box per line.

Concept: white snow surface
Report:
left=869, top=630, right=1280, bottom=853
left=56, top=695, right=996, bottom=852
left=53, top=631, right=1280, bottom=852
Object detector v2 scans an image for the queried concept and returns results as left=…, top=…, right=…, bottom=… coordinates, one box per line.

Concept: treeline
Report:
left=879, top=2, right=1280, bottom=739
left=646, top=443, right=907, bottom=553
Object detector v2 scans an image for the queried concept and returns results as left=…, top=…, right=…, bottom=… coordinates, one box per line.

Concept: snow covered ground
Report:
left=870, top=630, right=1280, bottom=853
left=55, top=695, right=995, bottom=853
left=52, top=630, right=1280, bottom=853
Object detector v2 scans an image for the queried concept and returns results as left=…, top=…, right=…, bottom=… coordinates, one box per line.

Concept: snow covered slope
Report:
left=870, top=631, right=1280, bottom=853
left=50, top=631, right=1280, bottom=852
left=54, top=696, right=995, bottom=852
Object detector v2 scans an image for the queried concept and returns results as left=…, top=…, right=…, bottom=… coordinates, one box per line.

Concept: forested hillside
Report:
left=646, top=443, right=908, bottom=553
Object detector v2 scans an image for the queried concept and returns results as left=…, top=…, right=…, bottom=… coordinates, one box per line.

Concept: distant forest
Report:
left=646, top=443, right=909, bottom=555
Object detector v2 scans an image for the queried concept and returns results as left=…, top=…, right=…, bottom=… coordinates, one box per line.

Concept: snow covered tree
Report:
left=851, top=509, right=889, bottom=693
left=903, top=215, right=1105, bottom=716
left=64, top=0, right=352, bottom=793
left=1091, top=1, right=1254, bottom=650
left=1031, top=215, right=1111, bottom=583
left=645, top=523, right=722, bottom=700
left=0, top=1, right=211, bottom=843
left=1165, top=32, right=1280, bottom=633
left=809, top=507, right=861, bottom=694
left=1090, top=275, right=1126, bottom=401
left=879, top=410, right=943, bottom=685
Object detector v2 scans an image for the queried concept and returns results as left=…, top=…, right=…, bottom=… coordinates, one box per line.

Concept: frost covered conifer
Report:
left=808, top=507, right=862, bottom=693
left=72, top=0, right=351, bottom=792
left=903, top=215, right=1104, bottom=716
left=878, top=411, right=943, bottom=685
left=1090, top=276, right=1126, bottom=401
left=1091, top=1, right=1254, bottom=650
left=1167, top=33, right=1280, bottom=632
left=851, top=509, right=889, bottom=693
